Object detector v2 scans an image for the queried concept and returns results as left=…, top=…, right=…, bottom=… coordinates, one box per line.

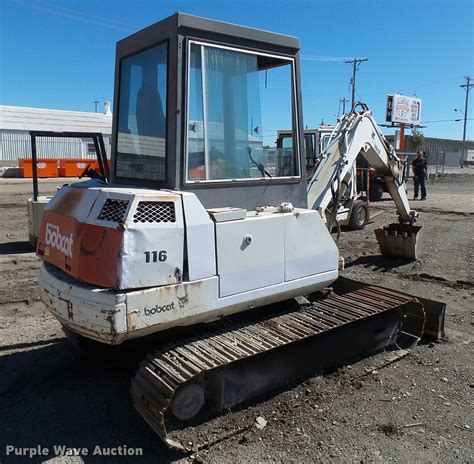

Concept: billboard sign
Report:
left=386, top=94, right=422, bottom=125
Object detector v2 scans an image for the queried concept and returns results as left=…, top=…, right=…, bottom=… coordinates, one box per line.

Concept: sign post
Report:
left=399, top=123, right=405, bottom=151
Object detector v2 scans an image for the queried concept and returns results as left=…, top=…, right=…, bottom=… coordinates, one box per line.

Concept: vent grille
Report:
left=133, top=201, right=176, bottom=224
left=99, top=199, right=129, bottom=224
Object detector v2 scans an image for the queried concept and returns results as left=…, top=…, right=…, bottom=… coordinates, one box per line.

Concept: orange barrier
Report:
left=19, top=158, right=58, bottom=178
left=58, top=158, right=99, bottom=177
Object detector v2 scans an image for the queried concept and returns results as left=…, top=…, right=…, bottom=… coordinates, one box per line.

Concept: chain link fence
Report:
left=401, top=151, right=447, bottom=179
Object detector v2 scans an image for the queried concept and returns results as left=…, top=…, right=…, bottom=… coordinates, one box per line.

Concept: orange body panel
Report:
left=19, top=158, right=58, bottom=178
left=77, top=222, right=123, bottom=288
left=38, top=210, right=123, bottom=288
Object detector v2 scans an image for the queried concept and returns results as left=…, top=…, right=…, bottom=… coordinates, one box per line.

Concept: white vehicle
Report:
left=278, top=126, right=369, bottom=230
left=277, top=125, right=333, bottom=171
left=35, top=14, right=442, bottom=451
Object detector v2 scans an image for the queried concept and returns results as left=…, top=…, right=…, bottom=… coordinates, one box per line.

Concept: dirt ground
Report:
left=0, top=175, right=472, bottom=463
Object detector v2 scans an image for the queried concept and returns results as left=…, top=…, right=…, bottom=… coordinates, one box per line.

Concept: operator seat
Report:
left=136, top=84, right=166, bottom=139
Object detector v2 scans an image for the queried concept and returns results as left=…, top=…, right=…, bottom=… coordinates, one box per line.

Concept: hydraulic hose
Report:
left=326, top=162, right=343, bottom=234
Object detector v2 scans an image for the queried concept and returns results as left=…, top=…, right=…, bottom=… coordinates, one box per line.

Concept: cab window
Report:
left=186, top=42, right=299, bottom=182
left=116, top=42, right=168, bottom=181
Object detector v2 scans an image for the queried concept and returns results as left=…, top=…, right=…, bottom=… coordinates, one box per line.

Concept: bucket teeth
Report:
left=375, top=223, right=422, bottom=260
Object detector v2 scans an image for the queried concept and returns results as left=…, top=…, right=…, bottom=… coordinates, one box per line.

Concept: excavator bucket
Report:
left=375, top=223, right=422, bottom=260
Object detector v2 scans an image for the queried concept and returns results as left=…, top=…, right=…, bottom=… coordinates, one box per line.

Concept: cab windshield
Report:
left=186, top=42, right=299, bottom=182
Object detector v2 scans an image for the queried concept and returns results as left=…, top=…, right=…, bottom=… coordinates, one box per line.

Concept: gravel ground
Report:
left=0, top=175, right=472, bottom=463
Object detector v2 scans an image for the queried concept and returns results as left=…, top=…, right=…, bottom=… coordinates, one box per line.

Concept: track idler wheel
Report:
left=171, top=384, right=205, bottom=421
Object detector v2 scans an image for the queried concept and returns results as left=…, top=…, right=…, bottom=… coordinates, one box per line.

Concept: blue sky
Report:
left=1, top=0, right=473, bottom=140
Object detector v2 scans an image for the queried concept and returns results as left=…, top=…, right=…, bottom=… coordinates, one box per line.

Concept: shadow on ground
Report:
left=0, top=338, right=181, bottom=463
left=345, top=254, right=413, bottom=271
left=0, top=241, right=35, bottom=255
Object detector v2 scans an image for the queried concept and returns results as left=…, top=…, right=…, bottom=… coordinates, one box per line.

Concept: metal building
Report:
left=0, top=105, right=113, bottom=164
left=387, top=134, right=474, bottom=168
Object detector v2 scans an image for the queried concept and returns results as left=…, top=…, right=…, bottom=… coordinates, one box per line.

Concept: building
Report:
left=387, top=134, right=474, bottom=167
left=0, top=104, right=113, bottom=166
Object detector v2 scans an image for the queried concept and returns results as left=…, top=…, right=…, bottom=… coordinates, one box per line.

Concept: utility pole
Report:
left=345, top=58, right=368, bottom=109
left=92, top=100, right=100, bottom=113
left=339, top=97, right=348, bottom=115
left=460, top=76, right=473, bottom=168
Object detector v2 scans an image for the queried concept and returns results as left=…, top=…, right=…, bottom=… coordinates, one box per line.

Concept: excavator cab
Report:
left=112, top=13, right=306, bottom=208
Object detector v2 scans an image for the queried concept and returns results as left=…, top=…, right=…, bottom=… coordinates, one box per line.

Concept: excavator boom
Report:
left=307, top=103, right=421, bottom=259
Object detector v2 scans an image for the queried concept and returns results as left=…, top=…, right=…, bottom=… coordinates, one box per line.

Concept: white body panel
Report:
left=216, top=270, right=337, bottom=314
left=180, top=192, right=217, bottom=281
left=120, top=194, right=184, bottom=288
left=39, top=262, right=337, bottom=344
left=126, top=276, right=219, bottom=333
left=216, top=213, right=285, bottom=297
left=87, top=189, right=185, bottom=289
left=284, top=209, right=339, bottom=280
left=39, top=264, right=127, bottom=343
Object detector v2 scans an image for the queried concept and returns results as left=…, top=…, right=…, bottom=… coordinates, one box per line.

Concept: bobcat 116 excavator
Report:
left=36, top=13, right=444, bottom=451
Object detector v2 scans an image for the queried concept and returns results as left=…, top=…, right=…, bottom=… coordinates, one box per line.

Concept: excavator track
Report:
left=131, top=281, right=425, bottom=452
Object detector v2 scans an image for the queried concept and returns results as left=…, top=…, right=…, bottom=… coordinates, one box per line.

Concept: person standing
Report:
left=412, top=150, right=428, bottom=200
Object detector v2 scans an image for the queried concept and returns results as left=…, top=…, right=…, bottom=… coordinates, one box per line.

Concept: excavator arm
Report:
left=307, top=103, right=417, bottom=224
left=307, top=103, right=421, bottom=260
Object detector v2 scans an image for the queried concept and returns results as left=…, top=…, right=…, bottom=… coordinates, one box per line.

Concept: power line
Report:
left=345, top=58, right=368, bottom=108
left=37, top=0, right=138, bottom=28
left=357, top=77, right=462, bottom=99
left=4, top=44, right=110, bottom=67
left=301, top=55, right=356, bottom=62
left=421, top=118, right=473, bottom=123
left=13, top=0, right=138, bottom=32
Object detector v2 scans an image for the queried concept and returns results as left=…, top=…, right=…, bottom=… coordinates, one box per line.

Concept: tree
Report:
left=411, top=128, right=426, bottom=152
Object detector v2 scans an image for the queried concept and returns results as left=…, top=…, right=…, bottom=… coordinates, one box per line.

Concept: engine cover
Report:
left=37, top=181, right=184, bottom=290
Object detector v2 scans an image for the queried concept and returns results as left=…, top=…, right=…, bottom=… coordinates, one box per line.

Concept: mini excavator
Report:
left=36, top=14, right=444, bottom=451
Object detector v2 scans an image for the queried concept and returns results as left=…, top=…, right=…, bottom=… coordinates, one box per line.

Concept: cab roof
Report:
left=117, top=12, right=300, bottom=52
